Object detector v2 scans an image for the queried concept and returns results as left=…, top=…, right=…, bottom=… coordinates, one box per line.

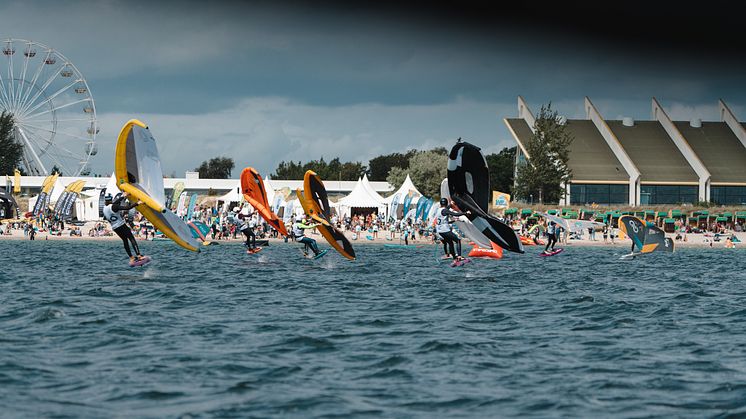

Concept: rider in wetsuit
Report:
left=435, top=198, right=469, bottom=261
left=293, top=215, right=321, bottom=257
left=103, top=192, right=144, bottom=264
left=238, top=211, right=257, bottom=250
left=544, top=221, right=557, bottom=254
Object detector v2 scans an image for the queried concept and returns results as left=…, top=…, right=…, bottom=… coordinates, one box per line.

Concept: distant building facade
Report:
left=505, top=97, right=746, bottom=206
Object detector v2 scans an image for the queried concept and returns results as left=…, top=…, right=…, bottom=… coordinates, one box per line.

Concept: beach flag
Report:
left=492, top=191, right=510, bottom=209
left=14, top=169, right=20, bottom=193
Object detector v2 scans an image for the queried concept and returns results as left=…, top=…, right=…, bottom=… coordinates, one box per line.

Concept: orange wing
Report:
left=240, top=167, right=288, bottom=236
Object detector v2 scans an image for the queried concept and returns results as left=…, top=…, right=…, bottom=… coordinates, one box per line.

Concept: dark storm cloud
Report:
left=1, top=0, right=743, bottom=175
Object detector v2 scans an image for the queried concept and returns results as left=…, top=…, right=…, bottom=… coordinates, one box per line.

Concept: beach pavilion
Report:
left=505, top=96, right=746, bottom=206
left=383, top=174, right=423, bottom=219
left=335, top=177, right=387, bottom=218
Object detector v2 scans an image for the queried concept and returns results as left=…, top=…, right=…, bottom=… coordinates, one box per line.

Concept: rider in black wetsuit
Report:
left=103, top=192, right=144, bottom=263
left=543, top=221, right=558, bottom=254
left=435, top=198, right=470, bottom=261
left=238, top=212, right=257, bottom=250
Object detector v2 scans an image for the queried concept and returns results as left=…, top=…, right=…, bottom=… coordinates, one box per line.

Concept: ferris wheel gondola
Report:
left=0, top=38, right=97, bottom=176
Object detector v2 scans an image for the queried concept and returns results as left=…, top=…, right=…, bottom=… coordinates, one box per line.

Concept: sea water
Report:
left=2, top=240, right=746, bottom=417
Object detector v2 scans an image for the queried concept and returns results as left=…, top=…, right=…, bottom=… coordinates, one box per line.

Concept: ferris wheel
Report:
left=0, top=38, right=97, bottom=176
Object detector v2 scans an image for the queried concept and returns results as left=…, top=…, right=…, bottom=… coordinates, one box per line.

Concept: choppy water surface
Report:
left=2, top=240, right=746, bottom=418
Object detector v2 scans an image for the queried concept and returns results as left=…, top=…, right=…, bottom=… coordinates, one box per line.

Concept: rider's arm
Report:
left=443, top=208, right=466, bottom=218
left=112, top=198, right=140, bottom=212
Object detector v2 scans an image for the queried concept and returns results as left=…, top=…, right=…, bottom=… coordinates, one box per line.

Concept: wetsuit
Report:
left=545, top=223, right=557, bottom=252
left=436, top=207, right=465, bottom=258
left=293, top=220, right=320, bottom=256
left=239, top=214, right=256, bottom=249
left=103, top=196, right=142, bottom=259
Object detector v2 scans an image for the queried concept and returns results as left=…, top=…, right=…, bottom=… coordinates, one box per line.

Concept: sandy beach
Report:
left=3, top=221, right=743, bottom=249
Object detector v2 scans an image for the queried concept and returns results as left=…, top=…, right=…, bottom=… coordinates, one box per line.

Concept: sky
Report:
left=1, top=0, right=744, bottom=177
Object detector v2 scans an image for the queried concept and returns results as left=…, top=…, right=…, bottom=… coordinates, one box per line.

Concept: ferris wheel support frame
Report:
left=16, top=125, right=47, bottom=174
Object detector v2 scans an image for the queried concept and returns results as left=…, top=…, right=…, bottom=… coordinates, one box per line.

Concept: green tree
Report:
left=272, top=157, right=366, bottom=181
left=385, top=166, right=408, bottom=192
left=272, top=160, right=304, bottom=179
left=0, top=112, right=22, bottom=176
left=339, top=161, right=367, bottom=180
left=430, top=146, right=448, bottom=156
left=386, top=150, right=447, bottom=198
left=485, top=146, right=516, bottom=194
left=408, top=150, right=447, bottom=197
left=196, top=156, right=235, bottom=179
left=514, top=104, right=573, bottom=204
left=367, top=150, right=417, bottom=181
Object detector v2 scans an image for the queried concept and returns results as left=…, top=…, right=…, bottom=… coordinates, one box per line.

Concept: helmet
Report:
left=440, top=198, right=448, bottom=206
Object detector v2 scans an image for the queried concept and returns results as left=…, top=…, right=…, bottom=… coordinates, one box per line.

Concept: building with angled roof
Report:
left=505, top=97, right=746, bottom=206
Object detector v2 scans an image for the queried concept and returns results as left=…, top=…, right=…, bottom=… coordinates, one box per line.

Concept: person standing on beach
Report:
left=400, top=218, right=410, bottom=245
left=103, top=193, right=145, bottom=264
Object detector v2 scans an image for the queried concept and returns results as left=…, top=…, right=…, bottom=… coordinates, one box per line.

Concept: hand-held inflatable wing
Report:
left=537, top=212, right=570, bottom=232
left=240, top=167, right=288, bottom=236
left=447, top=140, right=524, bottom=253
left=619, top=215, right=674, bottom=254
left=300, top=171, right=355, bottom=260
left=440, top=178, right=493, bottom=249
left=303, top=170, right=334, bottom=226
left=115, top=119, right=201, bottom=252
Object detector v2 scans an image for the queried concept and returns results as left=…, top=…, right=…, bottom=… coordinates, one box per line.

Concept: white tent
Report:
left=217, top=180, right=242, bottom=210
left=263, top=175, right=276, bottom=206
left=48, top=176, right=66, bottom=205
left=383, top=174, right=422, bottom=219
left=104, top=174, right=121, bottom=197
left=383, top=174, right=422, bottom=204
left=75, top=190, right=102, bottom=221
left=336, top=178, right=387, bottom=218
left=361, top=174, right=387, bottom=205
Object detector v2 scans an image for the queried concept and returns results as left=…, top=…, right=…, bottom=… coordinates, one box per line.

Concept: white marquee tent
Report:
left=361, top=174, right=387, bottom=205
left=383, top=174, right=422, bottom=204
left=382, top=174, right=422, bottom=219
left=216, top=180, right=242, bottom=210
left=104, top=174, right=121, bottom=197
left=48, top=176, right=66, bottom=205
left=336, top=177, right=387, bottom=218
left=75, top=190, right=103, bottom=221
